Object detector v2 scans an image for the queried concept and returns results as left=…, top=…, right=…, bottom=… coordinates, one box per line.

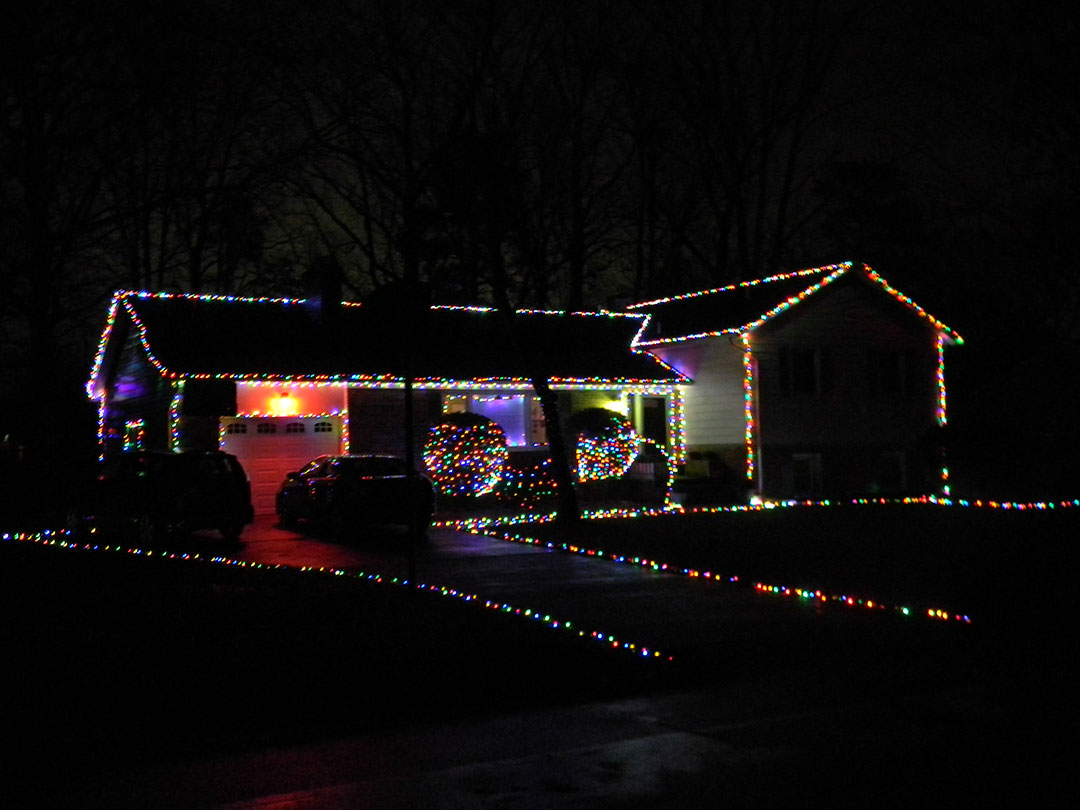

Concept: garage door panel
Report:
left=221, top=417, right=343, bottom=515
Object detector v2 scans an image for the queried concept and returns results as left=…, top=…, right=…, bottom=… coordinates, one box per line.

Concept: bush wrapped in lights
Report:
left=497, top=455, right=559, bottom=510
left=569, top=408, right=640, bottom=482
left=424, top=412, right=509, bottom=498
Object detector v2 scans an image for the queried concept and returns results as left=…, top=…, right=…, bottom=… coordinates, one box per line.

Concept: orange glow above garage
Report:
left=270, top=391, right=299, bottom=416
left=234, top=381, right=347, bottom=417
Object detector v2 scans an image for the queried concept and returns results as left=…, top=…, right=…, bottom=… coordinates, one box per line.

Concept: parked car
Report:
left=72, top=450, right=254, bottom=543
left=276, top=454, right=436, bottom=537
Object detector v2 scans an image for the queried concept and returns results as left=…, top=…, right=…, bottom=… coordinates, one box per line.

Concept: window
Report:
left=779, top=346, right=832, bottom=395
left=867, top=349, right=914, bottom=395
left=445, top=393, right=548, bottom=447
left=256, top=422, right=277, bottom=434
left=298, top=459, right=329, bottom=479
left=285, top=422, right=305, bottom=434
left=313, top=421, right=334, bottom=433
left=225, top=422, right=247, bottom=435
left=472, top=395, right=528, bottom=446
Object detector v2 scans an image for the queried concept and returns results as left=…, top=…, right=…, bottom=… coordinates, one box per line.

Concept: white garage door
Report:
left=220, top=416, right=344, bottom=515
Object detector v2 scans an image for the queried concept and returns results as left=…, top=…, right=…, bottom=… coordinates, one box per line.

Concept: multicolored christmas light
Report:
left=424, top=414, right=510, bottom=497
left=87, top=291, right=687, bottom=392
left=741, top=333, right=756, bottom=481
left=573, top=412, right=639, bottom=482
left=87, top=290, right=687, bottom=464
left=447, top=503, right=978, bottom=624
left=626, top=262, right=963, bottom=493
left=2, top=528, right=670, bottom=662
left=123, top=419, right=146, bottom=452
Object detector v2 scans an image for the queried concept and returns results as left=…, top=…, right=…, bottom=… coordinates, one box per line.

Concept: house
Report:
left=627, top=261, right=964, bottom=500
left=86, top=291, right=687, bottom=514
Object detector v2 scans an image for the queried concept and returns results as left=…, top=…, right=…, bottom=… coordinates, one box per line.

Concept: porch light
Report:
left=271, top=391, right=298, bottom=416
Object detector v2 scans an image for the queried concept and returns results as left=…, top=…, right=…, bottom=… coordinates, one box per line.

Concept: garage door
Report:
left=220, top=416, right=344, bottom=515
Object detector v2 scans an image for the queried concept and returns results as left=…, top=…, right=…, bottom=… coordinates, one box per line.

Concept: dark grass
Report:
left=519, top=502, right=1079, bottom=630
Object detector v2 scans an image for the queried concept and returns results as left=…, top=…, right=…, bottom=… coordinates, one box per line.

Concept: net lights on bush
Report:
left=497, top=458, right=559, bottom=509
left=424, top=412, right=509, bottom=497
left=572, top=409, right=640, bottom=482
left=2, top=529, right=671, bottom=662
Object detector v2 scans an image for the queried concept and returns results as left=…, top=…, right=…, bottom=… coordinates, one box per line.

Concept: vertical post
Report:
left=404, top=374, right=417, bottom=583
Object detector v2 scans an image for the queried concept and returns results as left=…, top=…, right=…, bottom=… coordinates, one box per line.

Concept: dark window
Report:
left=225, top=422, right=247, bottom=434
left=779, top=346, right=832, bottom=395
left=868, top=349, right=914, bottom=395
left=256, top=422, right=277, bottom=434
left=313, top=421, right=333, bottom=433
left=285, top=422, right=305, bottom=434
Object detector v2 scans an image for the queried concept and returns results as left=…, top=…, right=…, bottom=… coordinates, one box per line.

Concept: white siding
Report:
left=652, top=340, right=745, bottom=446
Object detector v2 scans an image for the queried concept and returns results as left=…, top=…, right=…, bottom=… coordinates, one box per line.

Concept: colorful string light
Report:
left=424, top=414, right=510, bottom=497
left=741, top=332, right=756, bottom=482
left=626, top=262, right=963, bottom=496
left=1, top=528, right=671, bottom=661
left=87, top=290, right=688, bottom=464
left=86, top=291, right=688, bottom=393
left=573, top=412, right=639, bottom=482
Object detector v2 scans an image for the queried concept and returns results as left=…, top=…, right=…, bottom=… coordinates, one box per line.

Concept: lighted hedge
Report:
left=424, top=412, right=509, bottom=497
left=569, top=408, right=640, bottom=482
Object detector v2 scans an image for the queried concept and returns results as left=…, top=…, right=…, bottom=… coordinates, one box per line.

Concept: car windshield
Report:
left=335, top=456, right=408, bottom=477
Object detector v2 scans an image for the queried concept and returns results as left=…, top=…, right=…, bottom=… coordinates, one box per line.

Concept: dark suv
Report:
left=73, top=450, right=254, bottom=543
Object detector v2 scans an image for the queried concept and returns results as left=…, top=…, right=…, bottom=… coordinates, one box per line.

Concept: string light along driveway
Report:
left=224, top=517, right=974, bottom=677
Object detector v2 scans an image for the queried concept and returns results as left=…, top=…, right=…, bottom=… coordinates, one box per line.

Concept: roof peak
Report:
left=627, top=262, right=854, bottom=310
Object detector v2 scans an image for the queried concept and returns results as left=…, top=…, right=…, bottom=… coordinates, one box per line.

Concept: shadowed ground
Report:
left=2, top=503, right=1075, bottom=808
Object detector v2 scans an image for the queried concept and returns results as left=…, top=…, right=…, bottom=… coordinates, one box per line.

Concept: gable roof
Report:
left=627, top=261, right=964, bottom=347
left=87, top=291, right=686, bottom=399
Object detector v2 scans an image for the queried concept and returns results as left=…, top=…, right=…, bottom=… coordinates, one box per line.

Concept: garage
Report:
left=220, top=415, right=344, bottom=515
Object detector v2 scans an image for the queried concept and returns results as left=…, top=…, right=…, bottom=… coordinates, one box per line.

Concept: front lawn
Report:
left=510, top=502, right=1079, bottom=628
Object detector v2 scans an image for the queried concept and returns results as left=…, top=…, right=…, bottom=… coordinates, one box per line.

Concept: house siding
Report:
left=651, top=340, right=745, bottom=447
left=752, top=284, right=942, bottom=497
